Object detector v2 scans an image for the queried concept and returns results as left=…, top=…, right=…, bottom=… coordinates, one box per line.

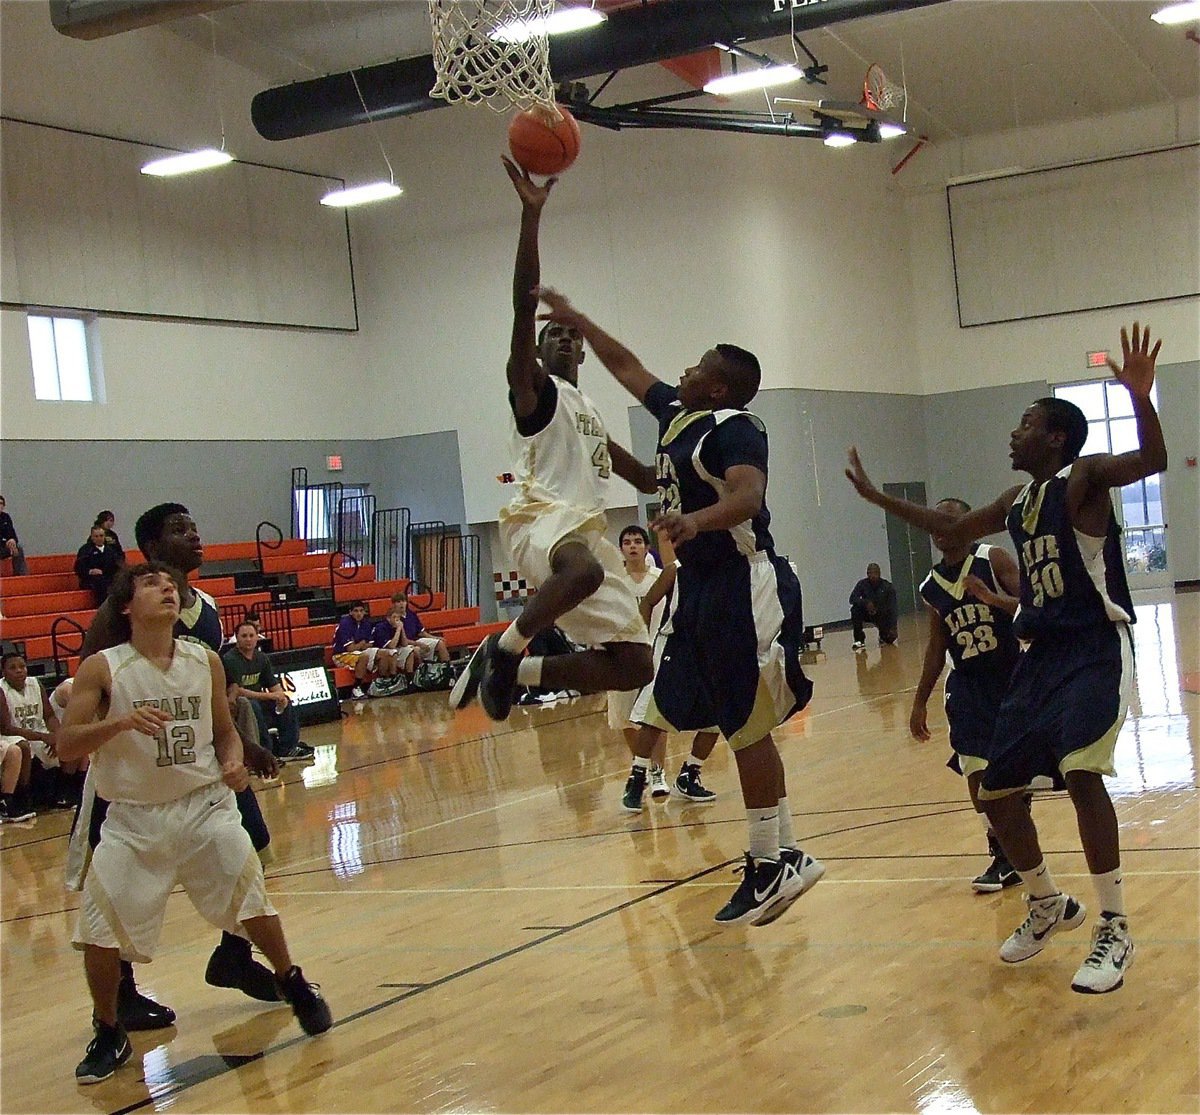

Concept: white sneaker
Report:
left=1071, top=915, right=1134, bottom=994
left=1000, top=892, right=1087, bottom=963
left=350, top=685, right=367, bottom=700
left=851, top=640, right=866, bottom=651
left=648, top=766, right=670, bottom=800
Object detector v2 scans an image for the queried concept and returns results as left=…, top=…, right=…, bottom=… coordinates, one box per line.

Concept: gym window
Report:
left=27, top=312, right=102, bottom=402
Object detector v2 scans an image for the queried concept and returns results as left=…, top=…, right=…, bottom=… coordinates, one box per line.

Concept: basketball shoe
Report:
left=754, top=847, right=826, bottom=926
left=972, top=835, right=1020, bottom=893
left=648, top=766, right=670, bottom=800
left=621, top=765, right=647, bottom=812
left=277, top=966, right=333, bottom=1035
left=1071, top=915, right=1134, bottom=994
left=999, top=892, right=1087, bottom=963
left=714, top=853, right=806, bottom=927
left=75, top=1019, right=132, bottom=1084
left=206, top=935, right=284, bottom=1002
left=479, top=642, right=521, bottom=721
left=448, top=634, right=497, bottom=710
left=674, top=763, right=716, bottom=802
left=116, top=962, right=176, bottom=1030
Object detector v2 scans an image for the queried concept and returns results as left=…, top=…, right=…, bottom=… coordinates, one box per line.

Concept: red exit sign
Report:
left=1086, top=350, right=1109, bottom=368
left=326, top=454, right=343, bottom=472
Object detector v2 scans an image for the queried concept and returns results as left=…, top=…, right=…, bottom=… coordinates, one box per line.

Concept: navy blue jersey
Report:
left=644, top=382, right=775, bottom=569
left=1007, top=467, right=1133, bottom=638
left=176, top=587, right=224, bottom=654
left=919, top=544, right=1020, bottom=680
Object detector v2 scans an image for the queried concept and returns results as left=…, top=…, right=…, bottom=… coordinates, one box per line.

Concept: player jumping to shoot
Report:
left=450, top=160, right=653, bottom=719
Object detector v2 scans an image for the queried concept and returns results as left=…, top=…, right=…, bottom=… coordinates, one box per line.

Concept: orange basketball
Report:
left=507, top=105, right=581, bottom=177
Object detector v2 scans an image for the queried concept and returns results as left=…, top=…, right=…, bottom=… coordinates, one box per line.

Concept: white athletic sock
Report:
left=747, top=807, right=779, bottom=861
left=685, top=752, right=705, bottom=770
left=1018, top=860, right=1059, bottom=900
left=497, top=622, right=532, bottom=655
left=516, top=656, right=543, bottom=686
left=631, top=756, right=650, bottom=772
left=777, top=797, right=798, bottom=851
left=1092, top=867, right=1125, bottom=917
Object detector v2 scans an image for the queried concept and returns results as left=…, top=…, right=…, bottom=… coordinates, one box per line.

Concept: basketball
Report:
left=507, top=105, right=581, bottom=177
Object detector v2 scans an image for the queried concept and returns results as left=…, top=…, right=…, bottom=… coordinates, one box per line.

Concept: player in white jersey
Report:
left=2, top=650, right=86, bottom=807
left=450, top=160, right=653, bottom=721
left=58, top=562, right=332, bottom=1084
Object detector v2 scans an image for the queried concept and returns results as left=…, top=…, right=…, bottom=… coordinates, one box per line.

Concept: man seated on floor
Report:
left=222, top=622, right=313, bottom=763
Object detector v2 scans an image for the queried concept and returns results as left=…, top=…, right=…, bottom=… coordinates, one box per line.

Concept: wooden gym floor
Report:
left=2, top=590, right=1196, bottom=1114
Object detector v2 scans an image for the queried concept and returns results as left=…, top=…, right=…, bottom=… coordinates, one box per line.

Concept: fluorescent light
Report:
left=877, top=121, right=908, bottom=140
left=141, top=148, right=234, bottom=176
left=704, top=64, right=803, bottom=96
left=1151, top=2, right=1200, bottom=23
left=491, top=5, right=606, bottom=43
left=823, top=131, right=857, bottom=148
left=320, top=181, right=403, bottom=207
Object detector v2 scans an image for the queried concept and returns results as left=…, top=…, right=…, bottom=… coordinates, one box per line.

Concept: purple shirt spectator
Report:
left=401, top=611, right=425, bottom=640
left=333, top=613, right=374, bottom=653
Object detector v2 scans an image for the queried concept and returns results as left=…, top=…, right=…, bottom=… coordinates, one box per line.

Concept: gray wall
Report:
left=1157, top=361, right=1200, bottom=584
left=0, top=434, right=465, bottom=556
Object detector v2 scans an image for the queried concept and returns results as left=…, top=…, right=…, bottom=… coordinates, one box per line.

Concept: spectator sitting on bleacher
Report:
left=0, top=495, right=30, bottom=576
left=94, top=511, right=124, bottom=558
left=74, top=524, right=123, bottom=606
left=0, top=735, right=34, bottom=823
left=1, top=651, right=85, bottom=808
left=391, top=590, right=451, bottom=665
left=222, top=622, right=313, bottom=764
left=333, top=600, right=377, bottom=700
left=368, top=606, right=421, bottom=697
left=0, top=655, right=39, bottom=819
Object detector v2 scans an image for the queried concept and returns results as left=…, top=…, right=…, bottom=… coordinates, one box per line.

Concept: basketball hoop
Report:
left=428, top=0, right=557, bottom=113
left=861, top=62, right=904, bottom=114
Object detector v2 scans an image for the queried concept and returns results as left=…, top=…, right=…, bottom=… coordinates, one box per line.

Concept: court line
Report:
left=101, top=800, right=1197, bottom=1114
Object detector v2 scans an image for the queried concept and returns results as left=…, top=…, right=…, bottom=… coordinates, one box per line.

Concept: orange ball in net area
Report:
left=507, top=105, right=581, bottom=177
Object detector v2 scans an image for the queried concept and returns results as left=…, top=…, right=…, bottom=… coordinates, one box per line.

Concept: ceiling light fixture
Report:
left=141, top=148, right=235, bottom=177
left=704, top=64, right=804, bottom=96
left=492, top=4, right=606, bottom=44
left=823, top=131, right=857, bottom=148
left=320, top=182, right=404, bottom=207
left=1150, top=1, right=1200, bottom=23
left=876, top=121, right=908, bottom=140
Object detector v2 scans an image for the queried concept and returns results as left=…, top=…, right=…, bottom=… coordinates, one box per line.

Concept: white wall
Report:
left=902, top=100, right=1200, bottom=396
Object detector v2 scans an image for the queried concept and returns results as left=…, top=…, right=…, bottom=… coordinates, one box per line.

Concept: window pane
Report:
left=1082, top=421, right=1109, bottom=456
left=53, top=317, right=92, bottom=401
left=1054, top=382, right=1106, bottom=421
left=1121, top=484, right=1147, bottom=527
left=1109, top=417, right=1139, bottom=455
left=27, top=315, right=61, bottom=400
left=1143, top=474, right=1163, bottom=525
left=1105, top=382, right=1133, bottom=418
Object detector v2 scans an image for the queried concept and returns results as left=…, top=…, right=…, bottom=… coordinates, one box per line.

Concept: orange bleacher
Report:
left=2, top=536, right=498, bottom=692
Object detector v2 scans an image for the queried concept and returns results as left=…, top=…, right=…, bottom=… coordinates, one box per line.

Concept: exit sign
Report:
left=1086, top=350, right=1109, bottom=368
left=326, top=454, right=343, bottom=471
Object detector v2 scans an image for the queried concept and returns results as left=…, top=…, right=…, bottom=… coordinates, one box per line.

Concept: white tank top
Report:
left=1, top=677, right=47, bottom=733
left=508, top=378, right=610, bottom=522
left=93, top=640, right=221, bottom=804
left=622, top=560, right=665, bottom=635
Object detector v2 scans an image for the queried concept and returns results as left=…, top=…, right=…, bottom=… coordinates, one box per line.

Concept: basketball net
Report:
left=861, top=62, right=904, bottom=114
left=428, top=0, right=557, bottom=113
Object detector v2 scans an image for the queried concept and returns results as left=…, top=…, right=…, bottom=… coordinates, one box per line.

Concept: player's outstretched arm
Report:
left=846, top=447, right=1018, bottom=546
left=537, top=287, right=661, bottom=403
left=58, top=654, right=171, bottom=762
left=607, top=439, right=657, bottom=494
left=504, top=156, right=554, bottom=418
left=910, top=605, right=947, bottom=741
left=1079, top=323, right=1168, bottom=496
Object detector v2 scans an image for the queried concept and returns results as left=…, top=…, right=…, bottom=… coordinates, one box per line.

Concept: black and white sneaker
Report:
left=479, top=643, right=521, bottom=721
left=621, top=766, right=647, bottom=812
left=714, top=853, right=806, bottom=927
left=756, top=847, right=826, bottom=926
left=116, top=968, right=176, bottom=1030
left=0, top=798, right=35, bottom=824
left=277, top=965, right=333, bottom=1035
left=449, top=635, right=497, bottom=710
left=75, top=1019, right=132, bottom=1084
left=674, top=763, right=717, bottom=802
left=648, top=766, right=671, bottom=800
left=205, top=938, right=285, bottom=1002
left=972, top=855, right=1021, bottom=893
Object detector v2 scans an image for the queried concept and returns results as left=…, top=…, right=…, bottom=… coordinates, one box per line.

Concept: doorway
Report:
left=882, top=481, right=933, bottom=615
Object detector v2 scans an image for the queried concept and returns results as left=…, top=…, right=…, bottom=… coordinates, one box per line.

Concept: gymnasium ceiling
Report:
left=136, top=2, right=1200, bottom=142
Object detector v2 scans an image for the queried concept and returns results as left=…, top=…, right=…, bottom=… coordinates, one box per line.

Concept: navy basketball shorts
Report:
left=645, top=551, right=812, bottom=749
left=945, top=669, right=1010, bottom=778
left=979, top=622, right=1133, bottom=799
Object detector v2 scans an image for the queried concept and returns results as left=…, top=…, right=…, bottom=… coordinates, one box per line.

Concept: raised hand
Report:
left=650, top=510, right=698, bottom=546
left=502, top=155, right=557, bottom=211
left=845, top=447, right=880, bottom=502
left=1106, top=322, right=1161, bottom=400
left=536, top=286, right=587, bottom=330
left=963, top=573, right=1001, bottom=609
